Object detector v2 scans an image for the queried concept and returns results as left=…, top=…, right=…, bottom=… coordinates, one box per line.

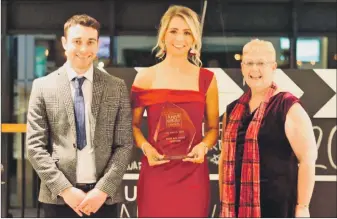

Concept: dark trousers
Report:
left=43, top=203, right=118, bottom=218
left=43, top=183, right=118, bottom=218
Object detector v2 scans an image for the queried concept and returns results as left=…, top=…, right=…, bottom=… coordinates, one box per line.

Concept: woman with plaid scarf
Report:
left=219, top=39, right=317, bottom=218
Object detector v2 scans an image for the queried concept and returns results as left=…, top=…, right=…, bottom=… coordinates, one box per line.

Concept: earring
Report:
left=243, top=78, right=246, bottom=86
left=189, top=47, right=197, bottom=56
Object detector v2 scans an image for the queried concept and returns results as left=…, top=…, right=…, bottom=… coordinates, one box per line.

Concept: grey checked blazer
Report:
left=26, top=65, right=133, bottom=205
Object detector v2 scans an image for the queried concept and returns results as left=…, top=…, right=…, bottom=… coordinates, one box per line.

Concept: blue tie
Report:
left=74, top=77, right=86, bottom=150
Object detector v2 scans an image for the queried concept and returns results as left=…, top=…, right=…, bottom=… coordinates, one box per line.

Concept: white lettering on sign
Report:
left=124, top=185, right=137, bottom=202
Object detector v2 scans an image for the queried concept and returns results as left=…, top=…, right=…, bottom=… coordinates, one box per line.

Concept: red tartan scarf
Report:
left=220, top=82, right=277, bottom=218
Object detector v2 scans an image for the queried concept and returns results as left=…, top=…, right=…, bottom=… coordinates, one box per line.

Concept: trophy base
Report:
left=162, top=155, right=188, bottom=160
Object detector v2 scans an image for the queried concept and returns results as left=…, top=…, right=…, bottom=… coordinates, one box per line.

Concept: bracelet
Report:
left=141, top=142, right=150, bottom=156
left=297, top=203, right=309, bottom=208
left=200, top=142, right=209, bottom=154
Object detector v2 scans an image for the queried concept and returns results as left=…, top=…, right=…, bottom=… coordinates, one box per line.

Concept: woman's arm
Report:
left=132, top=68, right=151, bottom=150
left=203, top=76, right=220, bottom=148
left=183, top=75, right=219, bottom=163
left=285, top=103, right=317, bottom=217
left=132, top=106, right=147, bottom=150
left=132, top=68, right=169, bottom=166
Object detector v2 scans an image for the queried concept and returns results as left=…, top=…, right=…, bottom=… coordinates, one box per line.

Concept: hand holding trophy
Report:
left=142, top=142, right=170, bottom=166
left=153, top=102, right=196, bottom=160
left=182, top=142, right=208, bottom=163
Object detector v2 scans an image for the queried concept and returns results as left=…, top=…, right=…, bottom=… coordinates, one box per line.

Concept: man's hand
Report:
left=77, top=188, right=108, bottom=215
left=60, top=187, right=86, bottom=216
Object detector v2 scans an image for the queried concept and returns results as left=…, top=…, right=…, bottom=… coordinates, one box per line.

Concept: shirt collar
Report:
left=65, top=62, right=94, bottom=83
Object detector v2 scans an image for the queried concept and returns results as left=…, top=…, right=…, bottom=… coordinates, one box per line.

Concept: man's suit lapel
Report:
left=58, top=65, right=77, bottom=143
left=91, top=68, right=105, bottom=138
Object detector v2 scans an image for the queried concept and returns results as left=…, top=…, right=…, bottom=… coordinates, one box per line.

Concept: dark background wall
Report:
left=2, top=0, right=337, bottom=35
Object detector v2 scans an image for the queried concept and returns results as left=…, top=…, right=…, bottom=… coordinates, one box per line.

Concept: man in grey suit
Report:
left=26, top=14, right=133, bottom=218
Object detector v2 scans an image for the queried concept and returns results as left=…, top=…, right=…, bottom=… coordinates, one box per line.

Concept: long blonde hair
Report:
left=153, top=5, right=202, bottom=67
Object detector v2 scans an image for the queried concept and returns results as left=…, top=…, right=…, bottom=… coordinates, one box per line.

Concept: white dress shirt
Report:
left=66, top=62, right=96, bottom=183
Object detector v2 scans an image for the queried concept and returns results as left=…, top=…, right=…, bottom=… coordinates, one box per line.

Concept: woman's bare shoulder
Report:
left=133, top=65, right=159, bottom=89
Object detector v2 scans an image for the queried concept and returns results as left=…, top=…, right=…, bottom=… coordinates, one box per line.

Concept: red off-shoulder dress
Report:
left=131, top=68, right=214, bottom=217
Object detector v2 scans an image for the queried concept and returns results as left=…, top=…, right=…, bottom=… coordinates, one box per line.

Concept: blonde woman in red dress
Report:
left=131, top=5, right=219, bottom=217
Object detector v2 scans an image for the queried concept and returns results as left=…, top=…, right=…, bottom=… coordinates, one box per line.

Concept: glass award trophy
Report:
left=153, top=102, right=196, bottom=160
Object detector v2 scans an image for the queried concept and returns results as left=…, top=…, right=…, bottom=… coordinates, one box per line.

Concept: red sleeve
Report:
left=199, top=68, right=214, bottom=94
